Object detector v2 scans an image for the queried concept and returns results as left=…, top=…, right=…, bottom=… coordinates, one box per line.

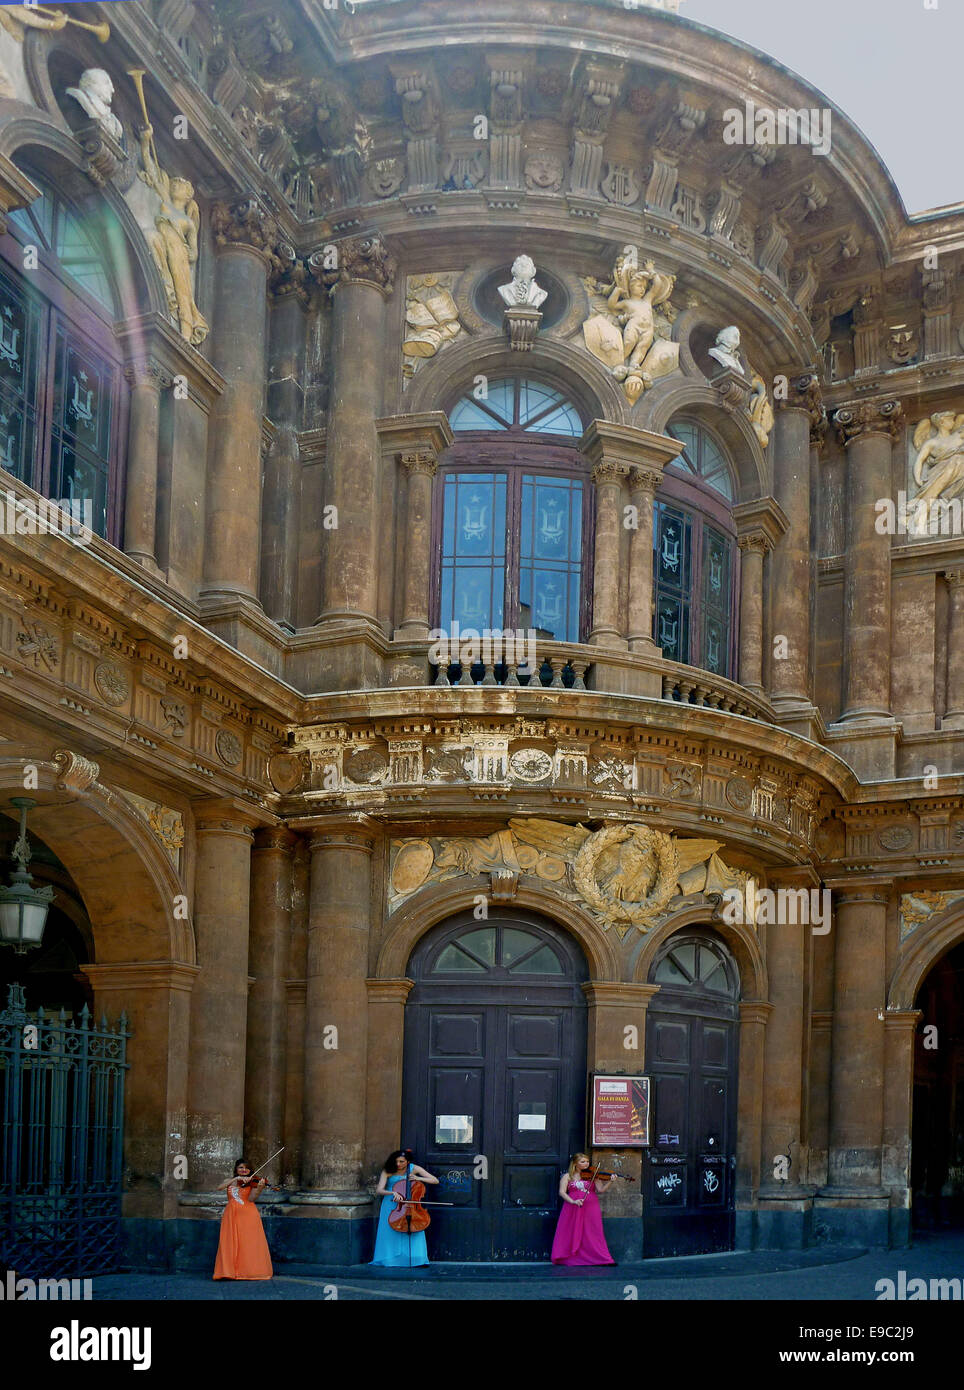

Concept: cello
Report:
left=388, top=1171, right=453, bottom=1233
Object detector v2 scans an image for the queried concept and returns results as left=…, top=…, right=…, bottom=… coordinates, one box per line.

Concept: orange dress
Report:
left=213, top=1180, right=273, bottom=1280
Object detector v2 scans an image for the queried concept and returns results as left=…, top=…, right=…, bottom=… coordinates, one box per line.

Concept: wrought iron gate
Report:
left=0, top=983, right=128, bottom=1277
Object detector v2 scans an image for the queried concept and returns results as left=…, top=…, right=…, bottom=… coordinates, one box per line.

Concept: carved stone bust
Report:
left=708, top=325, right=744, bottom=375
left=498, top=254, right=548, bottom=309
left=65, top=68, right=123, bottom=143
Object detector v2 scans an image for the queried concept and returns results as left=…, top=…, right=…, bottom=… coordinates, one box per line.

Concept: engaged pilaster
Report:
left=376, top=413, right=453, bottom=641
left=732, top=496, right=787, bottom=697
left=943, top=570, right=964, bottom=729
left=123, top=357, right=171, bottom=572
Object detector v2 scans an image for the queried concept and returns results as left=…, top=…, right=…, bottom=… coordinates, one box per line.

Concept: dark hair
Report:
left=233, top=1158, right=250, bottom=1176
left=382, top=1149, right=411, bottom=1174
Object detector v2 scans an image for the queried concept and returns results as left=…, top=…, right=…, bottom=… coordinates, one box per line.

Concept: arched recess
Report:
left=405, top=331, right=628, bottom=428
left=375, top=877, right=621, bottom=982
left=889, top=908, right=964, bottom=1011
left=0, top=755, right=193, bottom=966
left=632, top=378, right=768, bottom=501
left=629, top=903, right=768, bottom=1002
left=0, top=112, right=168, bottom=321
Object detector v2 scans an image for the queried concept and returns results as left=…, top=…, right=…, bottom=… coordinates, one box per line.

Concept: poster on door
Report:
left=590, top=1075, right=650, bottom=1147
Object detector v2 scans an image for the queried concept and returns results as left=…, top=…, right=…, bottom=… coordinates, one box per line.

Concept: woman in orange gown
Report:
left=213, top=1160, right=273, bottom=1280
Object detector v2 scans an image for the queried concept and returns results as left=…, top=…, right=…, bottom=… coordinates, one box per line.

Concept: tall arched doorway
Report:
left=402, top=908, right=588, bottom=1259
left=644, top=928, right=740, bottom=1257
left=912, top=940, right=964, bottom=1231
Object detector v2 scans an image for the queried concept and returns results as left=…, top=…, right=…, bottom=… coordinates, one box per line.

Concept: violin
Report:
left=236, top=1175, right=280, bottom=1191
left=388, top=1177, right=431, bottom=1233
left=588, top=1163, right=636, bottom=1184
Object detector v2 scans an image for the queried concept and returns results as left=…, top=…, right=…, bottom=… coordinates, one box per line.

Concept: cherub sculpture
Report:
left=581, top=250, right=680, bottom=402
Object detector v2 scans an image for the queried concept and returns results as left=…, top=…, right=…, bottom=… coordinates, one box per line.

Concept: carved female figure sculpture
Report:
left=137, top=124, right=209, bottom=346
left=913, top=412, right=964, bottom=504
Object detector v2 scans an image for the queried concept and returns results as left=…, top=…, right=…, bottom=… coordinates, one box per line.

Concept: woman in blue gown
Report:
left=371, top=1149, right=440, bottom=1267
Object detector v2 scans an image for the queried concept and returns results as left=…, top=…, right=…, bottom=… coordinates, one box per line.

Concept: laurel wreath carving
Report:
left=572, top=824, right=680, bottom=927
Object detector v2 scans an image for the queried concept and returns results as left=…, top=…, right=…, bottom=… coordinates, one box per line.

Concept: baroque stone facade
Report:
left=0, top=0, right=962, bottom=1268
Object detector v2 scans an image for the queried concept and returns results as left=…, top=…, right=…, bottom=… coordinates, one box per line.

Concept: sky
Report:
left=678, top=0, right=962, bottom=215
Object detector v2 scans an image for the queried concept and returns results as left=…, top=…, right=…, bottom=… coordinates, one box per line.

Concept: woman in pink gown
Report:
left=551, top=1152, right=616, bottom=1266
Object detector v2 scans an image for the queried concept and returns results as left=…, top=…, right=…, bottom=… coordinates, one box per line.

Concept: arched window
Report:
left=437, top=377, right=589, bottom=644
left=1, top=169, right=129, bottom=543
left=654, top=418, right=738, bottom=678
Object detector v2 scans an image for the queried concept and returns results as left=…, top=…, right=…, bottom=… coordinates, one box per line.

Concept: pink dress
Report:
left=551, top=1176, right=616, bottom=1266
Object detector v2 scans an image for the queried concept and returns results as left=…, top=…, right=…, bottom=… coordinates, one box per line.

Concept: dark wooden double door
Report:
left=402, top=911, right=587, bottom=1260
left=644, top=932, right=740, bottom=1257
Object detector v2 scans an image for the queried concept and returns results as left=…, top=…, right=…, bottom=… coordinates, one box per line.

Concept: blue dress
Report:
left=370, top=1165, right=429, bottom=1268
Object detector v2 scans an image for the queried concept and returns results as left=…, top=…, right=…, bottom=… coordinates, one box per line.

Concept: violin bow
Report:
left=245, top=1145, right=285, bottom=1184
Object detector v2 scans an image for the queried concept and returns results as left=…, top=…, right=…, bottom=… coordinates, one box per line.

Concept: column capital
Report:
left=400, top=449, right=438, bottom=476
left=124, top=357, right=173, bottom=391
left=253, top=826, right=299, bottom=854
left=945, top=570, right=964, bottom=589
left=192, top=799, right=264, bottom=838
left=738, top=532, right=771, bottom=556
left=307, top=829, right=376, bottom=855
left=833, top=399, right=903, bottom=446
left=627, top=465, right=664, bottom=496
left=580, top=419, right=684, bottom=472
left=582, top=982, right=662, bottom=1008
left=322, top=233, right=397, bottom=298
left=366, top=977, right=416, bottom=1004
left=210, top=197, right=279, bottom=267
left=591, top=459, right=629, bottom=486
left=775, top=370, right=823, bottom=424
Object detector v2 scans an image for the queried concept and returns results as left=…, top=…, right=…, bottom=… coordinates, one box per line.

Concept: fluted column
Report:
left=302, top=827, right=375, bottom=1191
left=201, top=199, right=275, bottom=604
left=123, top=358, right=169, bottom=571
left=186, top=804, right=257, bottom=1189
left=243, top=828, right=296, bottom=1169
left=318, top=235, right=396, bottom=625
left=944, top=571, right=964, bottom=728
left=834, top=400, right=902, bottom=720
left=825, top=885, right=889, bottom=1191
left=770, top=377, right=820, bottom=710
left=627, top=467, right=663, bottom=651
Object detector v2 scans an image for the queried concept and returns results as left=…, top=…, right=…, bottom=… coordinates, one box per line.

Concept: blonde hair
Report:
left=568, top=1152, right=590, bottom=1181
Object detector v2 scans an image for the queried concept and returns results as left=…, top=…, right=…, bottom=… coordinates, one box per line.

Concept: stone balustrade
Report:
left=432, top=640, right=591, bottom=690
left=660, top=660, right=774, bottom=722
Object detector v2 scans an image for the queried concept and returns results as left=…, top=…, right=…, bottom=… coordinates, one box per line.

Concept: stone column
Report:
left=737, top=535, right=768, bottom=695
left=582, top=983, right=660, bottom=1261
left=301, top=827, right=375, bottom=1191
left=283, top=839, right=309, bottom=1188
left=627, top=467, right=663, bottom=652
left=825, top=885, right=889, bottom=1193
left=732, top=498, right=787, bottom=697
left=397, top=452, right=438, bottom=637
left=261, top=284, right=309, bottom=628
left=580, top=422, right=684, bottom=651
left=83, top=961, right=198, bottom=1220
left=883, top=1010, right=922, bottom=1247
left=243, top=828, right=296, bottom=1168
left=588, top=461, right=627, bottom=647
left=736, top=1002, right=772, bottom=1206
left=186, top=804, right=256, bottom=1189
left=365, top=978, right=414, bottom=1171
left=834, top=401, right=903, bottom=720
left=317, top=235, right=396, bottom=625
left=943, top=571, right=964, bottom=728
left=770, top=379, right=820, bottom=710
left=758, top=871, right=816, bottom=1234
left=201, top=199, right=275, bottom=604
left=123, top=358, right=169, bottom=572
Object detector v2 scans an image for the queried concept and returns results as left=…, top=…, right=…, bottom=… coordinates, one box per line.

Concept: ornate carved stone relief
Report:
left=402, top=272, right=463, bottom=379
left=580, top=248, right=681, bottom=402
left=389, top=816, right=748, bottom=938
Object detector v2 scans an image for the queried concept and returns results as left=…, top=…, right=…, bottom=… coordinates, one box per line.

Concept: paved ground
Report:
left=88, top=1230, right=964, bottom=1300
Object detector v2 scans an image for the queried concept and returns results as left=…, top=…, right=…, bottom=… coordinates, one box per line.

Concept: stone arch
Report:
left=0, top=110, right=168, bottom=321
left=405, top=330, right=628, bottom=428
left=376, top=877, right=622, bottom=982
left=631, top=378, right=768, bottom=500
left=628, top=903, right=768, bottom=1002
left=0, top=755, right=194, bottom=966
left=889, top=907, right=964, bottom=1010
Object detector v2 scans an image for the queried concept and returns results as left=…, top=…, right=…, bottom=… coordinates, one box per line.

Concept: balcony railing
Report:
left=432, top=641, right=590, bottom=689
left=660, top=661, right=773, bottom=722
